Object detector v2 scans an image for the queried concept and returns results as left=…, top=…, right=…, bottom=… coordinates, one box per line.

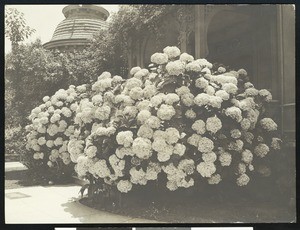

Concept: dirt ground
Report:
left=80, top=184, right=296, bottom=223
left=5, top=167, right=295, bottom=223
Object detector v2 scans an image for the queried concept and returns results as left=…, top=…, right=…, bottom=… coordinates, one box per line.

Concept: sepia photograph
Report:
left=4, top=3, right=296, bottom=224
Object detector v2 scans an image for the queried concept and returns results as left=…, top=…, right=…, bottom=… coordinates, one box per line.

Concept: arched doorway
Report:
left=207, top=7, right=256, bottom=81
left=206, top=5, right=278, bottom=95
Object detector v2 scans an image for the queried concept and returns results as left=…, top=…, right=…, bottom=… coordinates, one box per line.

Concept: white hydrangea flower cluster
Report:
left=197, top=161, right=216, bottom=178
left=151, top=52, right=168, bottom=65
left=116, top=131, right=134, bottom=147
left=206, top=116, right=222, bottom=134
left=92, top=72, right=112, bottom=92
left=152, top=127, right=184, bottom=162
left=117, top=180, right=133, bottom=193
left=68, top=138, right=85, bottom=162
left=218, top=150, right=232, bottom=166
left=254, top=143, right=270, bottom=158
left=259, top=118, right=278, bottom=131
left=163, top=162, right=195, bottom=191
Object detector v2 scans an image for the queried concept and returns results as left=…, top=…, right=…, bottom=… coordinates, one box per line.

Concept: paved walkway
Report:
left=5, top=162, right=160, bottom=224
left=5, top=161, right=28, bottom=172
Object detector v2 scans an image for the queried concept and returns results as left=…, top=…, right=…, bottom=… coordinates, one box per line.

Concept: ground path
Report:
left=5, top=162, right=160, bottom=224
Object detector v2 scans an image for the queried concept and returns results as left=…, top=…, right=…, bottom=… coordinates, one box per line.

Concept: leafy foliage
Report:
left=5, top=8, right=36, bottom=51
left=86, top=5, right=182, bottom=76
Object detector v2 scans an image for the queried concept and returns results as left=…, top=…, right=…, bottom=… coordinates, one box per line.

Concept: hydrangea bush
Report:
left=25, top=46, right=282, bottom=193
left=24, top=84, right=90, bottom=181
left=68, top=47, right=282, bottom=194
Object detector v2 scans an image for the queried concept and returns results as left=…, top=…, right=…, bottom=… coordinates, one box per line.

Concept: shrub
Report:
left=25, top=47, right=282, bottom=195
left=67, top=47, right=282, bottom=194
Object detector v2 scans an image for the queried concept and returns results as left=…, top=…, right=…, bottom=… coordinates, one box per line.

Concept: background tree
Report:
left=5, top=7, right=36, bottom=127
left=86, top=5, right=182, bottom=77
left=5, top=8, right=36, bottom=52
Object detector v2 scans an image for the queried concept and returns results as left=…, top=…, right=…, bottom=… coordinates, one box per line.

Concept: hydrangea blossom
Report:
left=219, top=151, right=232, bottom=166
left=209, top=96, right=222, bottom=109
left=238, top=163, right=247, bottom=174
left=179, top=52, right=194, bottom=63
left=194, top=93, right=210, bottom=106
left=130, top=66, right=141, bottom=76
left=145, top=116, right=161, bottom=129
left=204, top=85, right=215, bottom=95
left=225, top=106, right=243, bottom=122
left=137, top=100, right=151, bottom=111
left=137, top=125, right=154, bottom=139
left=215, top=90, right=230, bottom=100
left=116, top=131, right=133, bottom=147
left=165, top=127, right=180, bottom=144
left=125, top=78, right=143, bottom=90
left=237, top=173, right=250, bottom=186
left=129, top=87, right=144, bottom=100
left=241, top=149, right=253, bottom=164
left=166, top=60, right=185, bottom=76
left=259, top=89, right=272, bottom=102
left=157, top=104, right=176, bottom=120
left=206, top=116, right=222, bottom=134
left=192, top=119, right=206, bottom=135
left=245, top=88, right=259, bottom=96
left=134, top=69, right=149, bottom=80
left=151, top=52, right=168, bottom=65
left=241, top=118, right=251, bottom=131
left=150, top=93, right=165, bottom=107
left=222, top=83, right=238, bottom=94
left=175, top=86, right=190, bottom=96
left=186, top=61, right=202, bottom=72
left=197, top=162, right=216, bottom=178
left=173, top=143, right=186, bottom=156
left=137, top=110, right=152, bottom=124
left=181, top=93, right=195, bottom=107
left=185, top=109, right=196, bottom=119
left=254, top=143, right=270, bottom=157
left=202, top=151, right=217, bottom=163
left=187, top=134, right=202, bottom=147
left=164, top=93, right=180, bottom=105
left=143, top=85, right=157, bottom=98
left=132, top=137, right=152, bottom=159
left=198, top=137, right=214, bottom=153
left=228, top=139, right=244, bottom=152
left=230, top=129, right=242, bottom=139
left=271, top=137, right=281, bottom=150
left=208, top=174, right=222, bottom=184
left=260, top=118, right=278, bottom=131
left=163, top=46, right=181, bottom=59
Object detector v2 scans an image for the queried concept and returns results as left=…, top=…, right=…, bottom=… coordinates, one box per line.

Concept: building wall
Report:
left=276, top=5, right=295, bottom=143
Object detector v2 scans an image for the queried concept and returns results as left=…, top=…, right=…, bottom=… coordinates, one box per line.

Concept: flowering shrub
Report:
left=26, top=46, right=281, bottom=193
left=24, top=84, right=90, bottom=181
left=67, top=47, right=281, bottom=194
